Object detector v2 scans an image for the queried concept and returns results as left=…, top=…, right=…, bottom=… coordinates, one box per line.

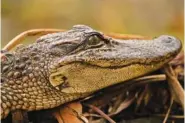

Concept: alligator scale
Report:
left=1, top=25, right=182, bottom=119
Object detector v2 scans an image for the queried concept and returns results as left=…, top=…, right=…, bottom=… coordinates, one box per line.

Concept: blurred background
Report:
left=1, top=0, right=184, bottom=48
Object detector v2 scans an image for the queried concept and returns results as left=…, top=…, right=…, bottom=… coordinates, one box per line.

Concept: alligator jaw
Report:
left=50, top=35, right=181, bottom=94
left=53, top=35, right=181, bottom=68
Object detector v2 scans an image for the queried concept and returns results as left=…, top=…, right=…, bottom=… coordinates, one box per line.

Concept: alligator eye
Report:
left=87, top=35, right=101, bottom=46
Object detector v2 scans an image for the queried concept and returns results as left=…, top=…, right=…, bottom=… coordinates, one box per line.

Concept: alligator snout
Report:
left=156, top=35, right=182, bottom=53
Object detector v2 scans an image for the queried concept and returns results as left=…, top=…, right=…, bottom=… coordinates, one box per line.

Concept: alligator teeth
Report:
left=55, top=86, right=60, bottom=90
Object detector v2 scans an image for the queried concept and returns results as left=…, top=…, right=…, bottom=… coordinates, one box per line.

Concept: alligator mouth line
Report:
left=63, top=60, right=167, bottom=69
left=53, top=57, right=175, bottom=73
left=53, top=50, right=178, bottom=71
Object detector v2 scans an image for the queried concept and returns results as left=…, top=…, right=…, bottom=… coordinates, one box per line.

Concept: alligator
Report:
left=1, top=25, right=182, bottom=119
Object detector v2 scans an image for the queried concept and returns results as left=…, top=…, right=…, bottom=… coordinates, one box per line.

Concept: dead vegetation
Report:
left=1, top=31, right=184, bottom=123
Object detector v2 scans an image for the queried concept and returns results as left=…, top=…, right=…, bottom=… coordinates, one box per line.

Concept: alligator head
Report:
left=1, top=25, right=182, bottom=119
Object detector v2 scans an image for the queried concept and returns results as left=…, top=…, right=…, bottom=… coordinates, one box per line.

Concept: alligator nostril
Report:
left=168, top=37, right=172, bottom=40
left=163, top=36, right=173, bottom=44
left=157, top=35, right=181, bottom=52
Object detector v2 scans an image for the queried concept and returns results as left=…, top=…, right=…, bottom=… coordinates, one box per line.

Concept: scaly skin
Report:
left=1, top=25, right=182, bottom=119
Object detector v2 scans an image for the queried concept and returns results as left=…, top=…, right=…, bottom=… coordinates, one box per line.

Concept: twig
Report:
left=109, top=95, right=135, bottom=117
left=83, top=113, right=102, bottom=118
left=163, top=97, right=174, bottom=123
left=152, top=114, right=184, bottom=119
left=85, top=104, right=116, bottom=123
left=3, top=29, right=65, bottom=51
left=163, top=64, right=184, bottom=109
